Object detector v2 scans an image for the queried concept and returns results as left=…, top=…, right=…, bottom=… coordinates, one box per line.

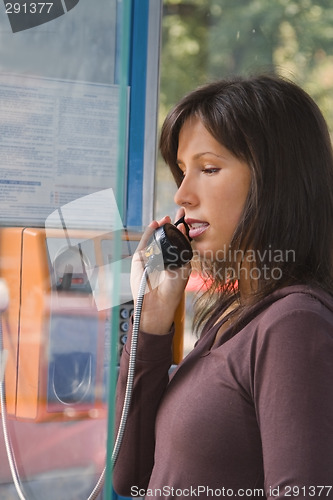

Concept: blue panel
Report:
left=126, top=0, right=149, bottom=228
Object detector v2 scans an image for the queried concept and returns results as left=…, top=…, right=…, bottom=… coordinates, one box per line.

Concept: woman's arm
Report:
left=113, top=323, right=174, bottom=497
left=113, top=214, right=191, bottom=495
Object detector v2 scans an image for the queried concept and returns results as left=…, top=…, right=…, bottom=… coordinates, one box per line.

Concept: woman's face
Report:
left=174, top=117, right=251, bottom=259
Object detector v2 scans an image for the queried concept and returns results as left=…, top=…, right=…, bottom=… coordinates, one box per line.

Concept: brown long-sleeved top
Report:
left=113, top=285, right=333, bottom=499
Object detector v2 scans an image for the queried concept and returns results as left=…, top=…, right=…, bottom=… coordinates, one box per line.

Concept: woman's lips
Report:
left=186, top=219, right=210, bottom=239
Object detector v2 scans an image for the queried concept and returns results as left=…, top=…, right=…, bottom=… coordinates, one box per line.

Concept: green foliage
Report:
left=160, top=0, right=333, bottom=129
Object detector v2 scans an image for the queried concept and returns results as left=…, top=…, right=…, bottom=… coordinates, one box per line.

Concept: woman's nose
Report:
left=174, top=174, right=198, bottom=207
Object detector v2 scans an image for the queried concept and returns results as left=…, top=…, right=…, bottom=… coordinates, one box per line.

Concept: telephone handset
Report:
left=144, top=216, right=193, bottom=363
left=145, top=216, right=193, bottom=271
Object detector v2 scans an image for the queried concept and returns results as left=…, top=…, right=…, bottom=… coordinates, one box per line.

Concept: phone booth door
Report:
left=0, top=1, right=163, bottom=499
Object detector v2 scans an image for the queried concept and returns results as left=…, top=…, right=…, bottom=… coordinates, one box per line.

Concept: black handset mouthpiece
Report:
left=145, top=217, right=193, bottom=271
left=174, top=215, right=192, bottom=241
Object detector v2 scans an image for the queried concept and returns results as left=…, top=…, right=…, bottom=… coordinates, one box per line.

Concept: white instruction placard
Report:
left=0, top=73, right=124, bottom=227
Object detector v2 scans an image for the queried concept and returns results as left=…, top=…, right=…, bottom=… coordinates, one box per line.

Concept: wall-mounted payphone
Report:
left=0, top=225, right=137, bottom=422
left=0, top=224, right=184, bottom=423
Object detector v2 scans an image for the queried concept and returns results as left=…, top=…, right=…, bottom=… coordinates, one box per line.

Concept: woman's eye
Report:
left=202, top=167, right=220, bottom=175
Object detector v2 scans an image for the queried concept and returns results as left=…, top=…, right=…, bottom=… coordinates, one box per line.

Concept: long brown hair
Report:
left=160, top=74, right=333, bottom=333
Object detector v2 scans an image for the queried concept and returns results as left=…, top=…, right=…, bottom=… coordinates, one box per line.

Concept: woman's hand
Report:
left=131, top=212, right=192, bottom=335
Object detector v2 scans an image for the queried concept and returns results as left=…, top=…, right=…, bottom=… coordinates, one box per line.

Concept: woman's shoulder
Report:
left=250, top=285, right=333, bottom=401
left=257, top=284, right=333, bottom=322
left=252, top=284, right=333, bottom=346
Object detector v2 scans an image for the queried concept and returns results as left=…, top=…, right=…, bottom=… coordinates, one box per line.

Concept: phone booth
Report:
left=0, top=1, right=164, bottom=498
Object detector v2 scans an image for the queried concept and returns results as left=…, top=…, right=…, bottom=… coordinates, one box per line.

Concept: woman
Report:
left=113, top=74, right=333, bottom=499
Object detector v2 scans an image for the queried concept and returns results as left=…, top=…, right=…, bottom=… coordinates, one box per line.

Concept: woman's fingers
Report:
left=136, top=216, right=171, bottom=253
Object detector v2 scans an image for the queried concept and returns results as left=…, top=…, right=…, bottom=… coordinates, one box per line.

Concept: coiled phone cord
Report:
left=87, top=265, right=149, bottom=499
left=1, top=347, right=26, bottom=500
left=0, top=280, right=27, bottom=500
left=111, top=265, right=149, bottom=466
left=0, top=268, right=149, bottom=500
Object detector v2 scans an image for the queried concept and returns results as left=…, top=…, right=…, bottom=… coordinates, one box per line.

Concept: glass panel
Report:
left=0, top=2, right=131, bottom=499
